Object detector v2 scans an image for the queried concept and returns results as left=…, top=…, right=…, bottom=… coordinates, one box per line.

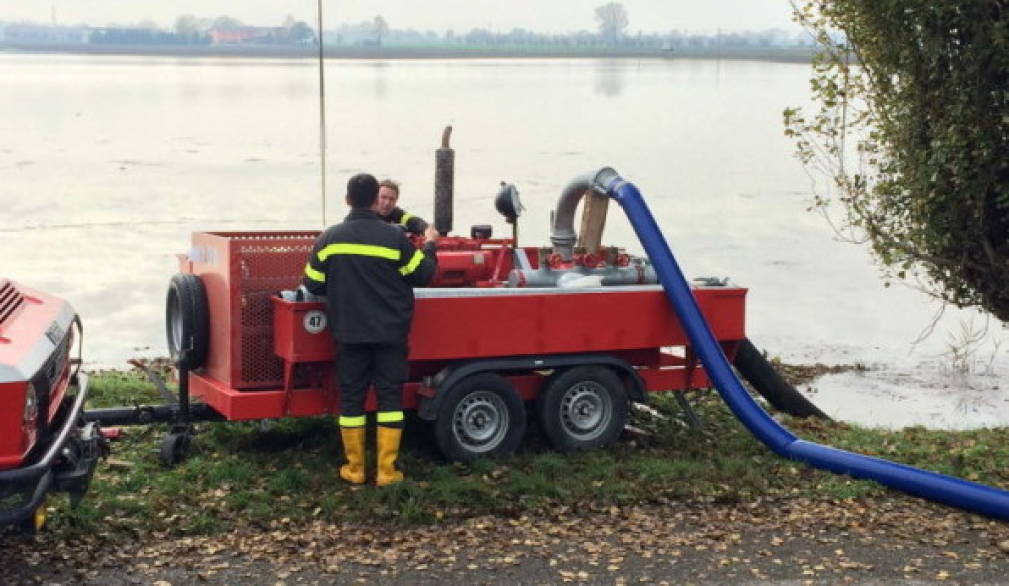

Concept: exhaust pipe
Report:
left=434, top=126, right=454, bottom=236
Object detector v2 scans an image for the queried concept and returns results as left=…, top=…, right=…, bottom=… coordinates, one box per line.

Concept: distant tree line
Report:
left=324, top=2, right=808, bottom=49
left=88, top=14, right=314, bottom=46
left=3, top=2, right=808, bottom=51
left=90, top=26, right=202, bottom=45
left=327, top=22, right=808, bottom=50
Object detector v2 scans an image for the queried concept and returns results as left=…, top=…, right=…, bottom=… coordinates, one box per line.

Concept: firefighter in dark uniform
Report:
left=303, top=173, right=439, bottom=486
left=376, top=179, right=429, bottom=236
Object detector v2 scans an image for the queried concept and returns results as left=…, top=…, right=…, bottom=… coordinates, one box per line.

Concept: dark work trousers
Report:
left=337, top=341, right=408, bottom=428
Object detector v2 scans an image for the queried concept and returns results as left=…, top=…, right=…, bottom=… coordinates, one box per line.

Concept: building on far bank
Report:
left=209, top=26, right=285, bottom=45
left=0, top=22, right=90, bottom=44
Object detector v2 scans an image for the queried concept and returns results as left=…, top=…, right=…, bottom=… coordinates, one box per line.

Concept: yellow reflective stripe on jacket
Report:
left=318, top=243, right=401, bottom=262
left=399, top=213, right=413, bottom=227
left=304, top=263, right=325, bottom=283
left=399, top=249, right=425, bottom=276
left=376, top=411, right=404, bottom=424
left=339, top=415, right=367, bottom=428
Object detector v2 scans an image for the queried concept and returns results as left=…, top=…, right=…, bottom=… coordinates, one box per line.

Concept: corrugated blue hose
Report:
left=599, top=168, right=1009, bottom=520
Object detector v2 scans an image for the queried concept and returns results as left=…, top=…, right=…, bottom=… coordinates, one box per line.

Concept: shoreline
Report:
left=0, top=42, right=816, bottom=63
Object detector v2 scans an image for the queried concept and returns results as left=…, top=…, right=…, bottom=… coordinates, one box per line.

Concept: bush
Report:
left=785, top=1, right=1009, bottom=322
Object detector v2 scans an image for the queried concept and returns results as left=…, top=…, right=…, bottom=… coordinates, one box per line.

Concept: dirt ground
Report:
left=4, top=495, right=1009, bottom=585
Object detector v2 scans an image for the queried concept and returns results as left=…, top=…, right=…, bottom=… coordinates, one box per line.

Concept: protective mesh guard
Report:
left=235, top=237, right=315, bottom=387
left=193, top=232, right=316, bottom=389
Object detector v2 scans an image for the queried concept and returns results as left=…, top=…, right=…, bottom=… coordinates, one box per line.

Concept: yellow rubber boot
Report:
left=375, top=426, right=405, bottom=487
left=339, top=427, right=367, bottom=485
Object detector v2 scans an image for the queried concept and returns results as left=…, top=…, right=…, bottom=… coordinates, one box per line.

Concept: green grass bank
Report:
left=11, top=366, right=1009, bottom=540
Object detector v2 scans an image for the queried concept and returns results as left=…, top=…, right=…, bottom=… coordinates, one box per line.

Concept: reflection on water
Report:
left=369, top=60, right=388, bottom=99
left=811, top=365, right=1008, bottom=431
left=1, top=53, right=1006, bottom=430
left=594, top=59, right=626, bottom=96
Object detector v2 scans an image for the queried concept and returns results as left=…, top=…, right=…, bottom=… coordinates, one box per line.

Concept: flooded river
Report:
left=1, top=53, right=1005, bottom=429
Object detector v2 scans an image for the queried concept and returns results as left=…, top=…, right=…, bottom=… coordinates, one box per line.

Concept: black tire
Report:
left=434, top=373, right=526, bottom=463
left=536, top=366, right=628, bottom=452
left=165, top=273, right=209, bottom=370
left=159, top=431, right=192, bottom=467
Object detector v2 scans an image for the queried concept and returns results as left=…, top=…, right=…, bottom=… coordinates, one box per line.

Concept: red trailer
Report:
left=159, top=227, right=746, bottom=462
left=1, top=172, right=749, bottom=527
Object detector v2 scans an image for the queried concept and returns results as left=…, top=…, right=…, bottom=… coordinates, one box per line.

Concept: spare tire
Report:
left=165, top=273, right=209, bottom=370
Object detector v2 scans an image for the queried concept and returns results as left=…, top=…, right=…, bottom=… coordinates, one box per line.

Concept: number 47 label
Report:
left=303, top=310, right=328, bottom=334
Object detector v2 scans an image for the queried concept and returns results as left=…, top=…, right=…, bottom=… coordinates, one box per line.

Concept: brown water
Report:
left=1, top=53, right=1005, bottom=429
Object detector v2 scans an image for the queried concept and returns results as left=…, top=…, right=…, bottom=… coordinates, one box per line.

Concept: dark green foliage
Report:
left=785, top=1, right=1009, bottom=321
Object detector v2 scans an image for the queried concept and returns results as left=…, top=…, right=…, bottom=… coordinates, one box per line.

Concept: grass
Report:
left=22, top=369, right=1009, bottom=539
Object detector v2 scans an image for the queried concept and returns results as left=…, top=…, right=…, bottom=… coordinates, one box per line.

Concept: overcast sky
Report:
left=0, top=1, right=800, bottom=34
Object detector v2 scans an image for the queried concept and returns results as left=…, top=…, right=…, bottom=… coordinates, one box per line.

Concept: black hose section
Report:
left=732, top=338, right=831, bottom=420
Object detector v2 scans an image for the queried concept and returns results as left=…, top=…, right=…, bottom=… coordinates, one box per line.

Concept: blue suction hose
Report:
left=590, top=167, right=1009, bottom=520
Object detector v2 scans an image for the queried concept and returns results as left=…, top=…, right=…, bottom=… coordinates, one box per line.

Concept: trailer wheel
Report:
left=165, top=273, right=209, bottom=370
left=536, top=366, right=628, bottom=452
left=159, top=431, right=192, bottom=467
left=435, top=373, right=526, bottom=463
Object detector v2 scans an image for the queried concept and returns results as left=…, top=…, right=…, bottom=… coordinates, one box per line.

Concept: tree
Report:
left=212, top=16, right=243, bottom=30
left=594, top=2, right=628, bottom=45
left=289, top=21, right=315, bottom=45
left=174, top=14, right=200, bottom=44
left=373, top=15, right=389, bottom=47
left=785, top=1, right=1009, bottom=323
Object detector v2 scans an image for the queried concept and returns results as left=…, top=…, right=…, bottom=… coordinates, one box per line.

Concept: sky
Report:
left=0, top=0, right=801, bottom=34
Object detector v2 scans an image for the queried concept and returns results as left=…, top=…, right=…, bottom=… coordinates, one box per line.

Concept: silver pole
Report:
left=317, top=0, right=327, bottom=226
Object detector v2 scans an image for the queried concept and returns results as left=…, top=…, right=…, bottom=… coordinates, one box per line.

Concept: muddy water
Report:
left=1, top=53, right=1005, bottom=429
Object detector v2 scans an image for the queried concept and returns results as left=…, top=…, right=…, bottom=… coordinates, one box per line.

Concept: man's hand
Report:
left=423, top=225, right=440, bottom=242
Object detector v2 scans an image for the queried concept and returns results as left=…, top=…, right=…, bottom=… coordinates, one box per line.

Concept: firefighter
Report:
left=303, top=173, right=439, bottom=486
left=376, top=179, right=429, bottom=236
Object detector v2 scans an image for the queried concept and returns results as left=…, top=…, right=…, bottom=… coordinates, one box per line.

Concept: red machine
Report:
left=162, top=227, right=746, bottom=462
left=0, top=278, right=105, bottom=530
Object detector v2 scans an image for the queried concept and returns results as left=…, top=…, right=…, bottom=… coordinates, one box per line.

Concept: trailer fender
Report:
left=417, top=353, right=646, bottom=421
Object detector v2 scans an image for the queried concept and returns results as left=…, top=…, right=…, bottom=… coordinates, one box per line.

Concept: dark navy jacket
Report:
left=378, top=206, right=428, bottom=236
left=303, top=209, right=437, bottom=344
